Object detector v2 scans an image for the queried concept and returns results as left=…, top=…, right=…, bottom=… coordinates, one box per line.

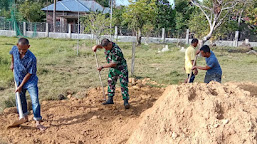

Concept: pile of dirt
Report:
left=1, top=81, right=257, bottom=144
left=127, top=82, right=257, bottom=144
left=0, top=79, right=164, bottom=144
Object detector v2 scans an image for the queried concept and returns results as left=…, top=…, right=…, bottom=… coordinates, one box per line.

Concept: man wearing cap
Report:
left=92, top=38, right=130, bottom=109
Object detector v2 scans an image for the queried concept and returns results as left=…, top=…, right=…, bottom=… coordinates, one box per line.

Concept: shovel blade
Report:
left=98, top=99, right=106, bottom=103
left=7, top=118, right=27, bottom=128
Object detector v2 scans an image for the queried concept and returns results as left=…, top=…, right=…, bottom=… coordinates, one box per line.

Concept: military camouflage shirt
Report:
left=105, top=42, right=127, bottom=71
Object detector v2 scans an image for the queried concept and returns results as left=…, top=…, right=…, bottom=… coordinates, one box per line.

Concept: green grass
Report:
left=0, top=36, right=257, bottom=112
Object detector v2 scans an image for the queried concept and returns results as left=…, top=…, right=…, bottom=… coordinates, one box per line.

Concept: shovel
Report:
left=7, top=76, right=27, bottom=128
left=94, top=52, right=106, bottom=101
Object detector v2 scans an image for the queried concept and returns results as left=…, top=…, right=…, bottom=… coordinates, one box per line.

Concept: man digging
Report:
left=92, top=38, right=130, bottom=109
left=9, top=38, right=46, bottom=131
left=192, top=45, right=222, bottom=83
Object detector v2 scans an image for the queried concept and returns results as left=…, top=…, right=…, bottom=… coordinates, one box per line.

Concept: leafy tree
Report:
left=0, top=0, right=10, bottom=17
left=154, top=0, right=176, bottom=33
left=123, top=0, right=157, bottom=45
left=112, top=6, right=127, bottom=36
left=142, top=22, right=155, bottom=44
left=189, top=0, right=249, bottom=45
left=245, top=0, right=257, bottom=32
left=113, top=6, right=126, bottom=27
left=19, top=1, right=45, bottom=22
left=81, top=13, right=111, bottom=44
left=188, top=9, right=238, bottom=43
left=0, top=0, right=9, bottom=11
left=95, top=0, right=110, bottom=7
left=174, top=0, right=196, bottom=36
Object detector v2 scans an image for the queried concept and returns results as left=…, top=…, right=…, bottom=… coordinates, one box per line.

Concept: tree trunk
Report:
left=201, top=27, right=214, bottom=47
left=136, top=28, right=142, bottom=45
left=238, top=9, right=244, bottom=28
left=119, top=28, right=123, bottom=36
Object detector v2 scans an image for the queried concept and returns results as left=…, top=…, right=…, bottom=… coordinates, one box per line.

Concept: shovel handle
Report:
left=14, top=73, right=24, bottom=119
left=94, top=52, right=106, bottom=101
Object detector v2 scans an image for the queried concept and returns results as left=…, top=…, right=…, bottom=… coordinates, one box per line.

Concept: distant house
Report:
left=42, top=0, right=110, bottom=32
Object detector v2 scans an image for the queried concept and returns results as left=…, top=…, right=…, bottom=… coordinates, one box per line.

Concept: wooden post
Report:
left=23, top=22, right=26, bottom=36
left=110, top=0, right=113, bottom=41
left=77, top=5, right=80, bottom=56
left=162, top=28, right=165, bottom=43
left=115, top=26, right=118, bottom=40
left=131, top=42, right=136, bottom=76
left=186, top=29, right=190, bottom=44
left=13, top=22, right=17, bottom=36
left=46, top=23, right=49, bottom=37
left=30, top=23, right=33, bottom=33
left=234, top=31, right=239, bottom=47
left=68, top=24, right=71, bottom=38
left=53, top=0, right=56, bottom=33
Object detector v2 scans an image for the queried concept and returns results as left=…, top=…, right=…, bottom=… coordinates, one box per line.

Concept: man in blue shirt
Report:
left=192, top=45, right=222, bottom=83
left=10, top=38, right=45, bottom=130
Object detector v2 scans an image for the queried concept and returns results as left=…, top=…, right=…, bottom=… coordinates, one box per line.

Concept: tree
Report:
left=95, top=0, right=110, bottom=7
left=0, top=0, right=10, bottom=17
left=81, top=13, right=111, bottom=44
left=190, top=0, right=248, bottom=45
left=15, top=0, right=53, bottom=7
left=113, top=6, right=126, bottom=27
left=188, top=9, right=238, bottom=43
left=245, top=0, right=257, bottom=32
left=154, top=0, right=176, bottom=33
left=113, top=6, right=127, bottom=32
left=112, top=6, right=128, bottom=36
left=0, top=0, right=9, bottom=11
left=142, top=22, right=155, bottom=44
left=174, top=0, right=196, bottom=36
left=123, top=0, right=157, bottom=45
left=19, top=1, right=45, bottom=22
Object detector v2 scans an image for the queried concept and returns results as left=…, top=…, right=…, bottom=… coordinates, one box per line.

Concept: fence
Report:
left=0, top=20, right=257, bottom=47
left=0, top=21, right=203, bottom=39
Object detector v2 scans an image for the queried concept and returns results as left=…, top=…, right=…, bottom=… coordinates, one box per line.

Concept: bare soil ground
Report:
left=1, top=80, right=257, bottom=144
left=0, top=79, right=164, bottom=144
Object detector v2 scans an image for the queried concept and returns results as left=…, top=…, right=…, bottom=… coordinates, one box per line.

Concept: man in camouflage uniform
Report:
left=92, top=38, right=130, bottom=109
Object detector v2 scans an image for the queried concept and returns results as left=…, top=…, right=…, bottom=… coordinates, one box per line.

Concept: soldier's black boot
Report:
left=124, top=99, right=130, bottom=109
left=102, top=97, right=114, bottom=105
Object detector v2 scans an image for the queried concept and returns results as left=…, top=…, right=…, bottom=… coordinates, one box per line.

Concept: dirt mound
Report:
left=0, top=80, right=164, bottom=144
left=127, top=82, right=257, bottom=144
left=1, top=81, right=257, bottom=144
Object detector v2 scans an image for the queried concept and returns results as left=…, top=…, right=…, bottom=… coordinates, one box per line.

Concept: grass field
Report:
left=0, top=36, right=257, bottom=112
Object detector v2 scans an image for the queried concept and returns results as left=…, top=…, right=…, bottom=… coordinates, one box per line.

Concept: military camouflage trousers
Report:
left=107, top=68, right=129, bottom=100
